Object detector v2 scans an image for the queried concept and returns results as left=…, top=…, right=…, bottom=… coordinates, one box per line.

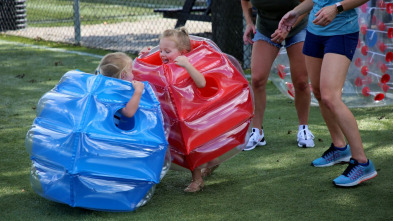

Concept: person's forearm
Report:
left=294, top=13, right=307, bottom=28
left=293, top=0, right=314, bottom=16
left=339, top=0, right=369, bottom=12
left=241, top=0, right=254, bottom=25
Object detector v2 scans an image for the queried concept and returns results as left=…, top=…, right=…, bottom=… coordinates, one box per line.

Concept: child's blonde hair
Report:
left=96, top=52, right=132, bottom=79
left=160, top=27, right=191, bottom=53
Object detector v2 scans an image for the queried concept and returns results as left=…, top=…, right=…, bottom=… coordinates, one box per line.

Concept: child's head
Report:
left=159, top=27, right=191, bottom=64
left=96, top=52, right=134, bottom=81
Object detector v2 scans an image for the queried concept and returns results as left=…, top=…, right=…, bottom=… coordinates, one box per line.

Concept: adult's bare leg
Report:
left=286, top=42, right=311, bottom=126
left=319, top=53, right=366, bottom=162
left=250, top=40, right=280, bottom=132
left=305, top=55, right=347, bottom=148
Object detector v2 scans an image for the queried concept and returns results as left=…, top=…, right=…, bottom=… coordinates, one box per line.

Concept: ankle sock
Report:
left=334, top=144, right=347, bottom=150
left=359, top=160, right=369, bottom=166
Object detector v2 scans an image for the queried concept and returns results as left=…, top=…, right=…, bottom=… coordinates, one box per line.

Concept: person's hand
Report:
left=132, top=80, right=144, bottom=93
left=243, top=24, right=256, bottom=45
left=312, top=5, right=337, bottom=26
left=271, top=29, right=289, bottom=44
left=278, top=10, right=299, bottom=32
left=174, top=55, right=190, bottom=68
left=138, top=47, right=151, bottom=57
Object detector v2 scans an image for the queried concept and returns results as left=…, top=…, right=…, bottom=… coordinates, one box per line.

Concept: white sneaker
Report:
left=244, top=128, right=266, bottom=151
left=297, top=125, right=315, bottom=148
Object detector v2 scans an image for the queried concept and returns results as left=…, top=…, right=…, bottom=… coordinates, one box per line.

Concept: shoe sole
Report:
left=334, top=171, right=378, bottom=187
left=298, top=142, right=315, bottom=148
left=243, top=140, right=266, bottom=151
left=297, top=137, right=315, bottom=148
left=312, top=156, right=352, bottom=167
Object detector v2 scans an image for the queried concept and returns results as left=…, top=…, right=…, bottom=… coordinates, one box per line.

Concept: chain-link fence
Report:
left=0, top=0, right=252, bottom=68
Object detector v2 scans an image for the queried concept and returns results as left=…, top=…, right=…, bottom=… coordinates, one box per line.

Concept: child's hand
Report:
left=138, top=47, right=151, bottom=57
left=132, top=80, right=144, bottom=93
left=174, top=55, right=190, bottom=68
left=174, top=55, right=206, bottom=88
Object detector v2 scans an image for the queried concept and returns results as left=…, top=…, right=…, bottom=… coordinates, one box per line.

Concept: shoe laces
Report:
left=250, top=128, right=261, bottom=140
left=321, top=143, right=336, bottom=158
left=342, top=159, right=362, bottom=179
left=297, top=128, right=314, bottom=140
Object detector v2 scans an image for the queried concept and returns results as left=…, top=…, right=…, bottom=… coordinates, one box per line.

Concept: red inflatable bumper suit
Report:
left=133, top=36, right=254, bottom=171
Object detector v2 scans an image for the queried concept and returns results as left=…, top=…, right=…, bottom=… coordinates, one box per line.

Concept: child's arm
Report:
left=121, top=81, right=144, bottom=118
left=174, top=55, right=206, bottom=88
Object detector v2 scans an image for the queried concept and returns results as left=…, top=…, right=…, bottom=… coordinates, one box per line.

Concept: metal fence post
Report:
left=73, top=0, right=81, bottom=45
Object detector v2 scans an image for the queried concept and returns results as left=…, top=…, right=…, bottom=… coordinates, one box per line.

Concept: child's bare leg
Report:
left=201, top=158, right=220, bottom=177
left=184, top=169, right=204, bottom=192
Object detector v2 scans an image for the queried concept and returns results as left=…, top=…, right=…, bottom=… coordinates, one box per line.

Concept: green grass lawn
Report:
left=27, top=0, right=149, bottom=27
left=1, top=35, right=393, bottom=220
left=26, top=0, right=190, bottom=27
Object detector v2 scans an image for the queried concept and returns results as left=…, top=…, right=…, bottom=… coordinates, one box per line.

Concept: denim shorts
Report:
left=303, top=31, right=359, bottom=61
left=252, top=28, right=306, bottom=48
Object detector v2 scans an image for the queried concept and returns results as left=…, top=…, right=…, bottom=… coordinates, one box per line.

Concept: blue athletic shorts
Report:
left=252, top=28, right=306, bottom=49
left=303, top=31, right=359, bottom=61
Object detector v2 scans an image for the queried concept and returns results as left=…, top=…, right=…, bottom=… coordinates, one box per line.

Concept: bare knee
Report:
left=293, top=81, right=309, bottom=93
left=251, top=74, right=269, bottom=90
left=320, top=94, right=339, bottom=111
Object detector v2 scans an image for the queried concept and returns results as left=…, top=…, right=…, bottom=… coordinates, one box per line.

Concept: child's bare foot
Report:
left=184, top=179, right=204, bottom=193
left=201, top=164, right=219, bottom=177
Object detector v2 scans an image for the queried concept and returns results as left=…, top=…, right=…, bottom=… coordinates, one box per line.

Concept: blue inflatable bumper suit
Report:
left=25, top=70, right=170, bottom=212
